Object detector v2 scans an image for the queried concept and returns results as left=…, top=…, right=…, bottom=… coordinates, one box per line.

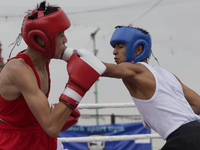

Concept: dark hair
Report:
left=115, top=25, right=149, bottom=35
left=27, top=1, right=60, bottom=20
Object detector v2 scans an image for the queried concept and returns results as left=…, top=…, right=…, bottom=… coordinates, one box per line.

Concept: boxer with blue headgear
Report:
left=102, top=25, right=200, bottom=149
left=110, top=26, right=151, bottom=63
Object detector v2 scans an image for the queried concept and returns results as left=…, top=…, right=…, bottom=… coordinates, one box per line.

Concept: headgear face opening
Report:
left=21, top=7, right=71, bottom=59
left=110, top=27, right=151, bottom=63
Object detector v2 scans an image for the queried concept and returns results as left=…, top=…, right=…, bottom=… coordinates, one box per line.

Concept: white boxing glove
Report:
left=60, top=46, right=77, bottom=62
left=77, top=49, right=106, bottom=76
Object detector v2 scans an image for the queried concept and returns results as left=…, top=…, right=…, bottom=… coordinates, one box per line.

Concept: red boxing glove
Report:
left=59, top=49, right=106, bottom=110
left=61, top=108, right=80, bottom=132
left=51, top=103, right=80, bottom=132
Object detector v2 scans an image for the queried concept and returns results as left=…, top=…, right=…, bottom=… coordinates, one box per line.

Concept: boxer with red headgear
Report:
left=21, top=1, right=71, bottom=59
left=0, top=1, right=106, bottom=150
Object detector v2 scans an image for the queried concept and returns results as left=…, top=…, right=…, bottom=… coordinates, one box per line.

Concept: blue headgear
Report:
left=110, top=27, right=151, bottom=63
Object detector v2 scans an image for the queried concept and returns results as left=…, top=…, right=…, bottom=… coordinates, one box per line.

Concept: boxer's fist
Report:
left=51, top=103, right=80, bottom=132
left=59, top=50, right=106, bottom=110
left=61, top=107, right=80, bottom=132
left=60, top=46, right=77, bottom=62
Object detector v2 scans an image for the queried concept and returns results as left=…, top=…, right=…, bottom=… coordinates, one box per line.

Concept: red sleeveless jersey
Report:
left=0, top=51, right=57, bottom=150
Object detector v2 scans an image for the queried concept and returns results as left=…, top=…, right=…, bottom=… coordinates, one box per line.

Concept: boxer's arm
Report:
left=7, top=59, right=72, bottom=137
left=183, top=85, right=200, bottom=114
left=175, top=75, right=200, bottom=114
left=102, top=62, right=139, bottom=79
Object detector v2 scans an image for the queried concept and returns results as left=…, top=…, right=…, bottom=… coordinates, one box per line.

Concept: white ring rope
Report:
left=58, top=133, right=161, bottom=143
left=59, top=103, right=162, bottom=143
left=77, top=103, right=136, bottom=109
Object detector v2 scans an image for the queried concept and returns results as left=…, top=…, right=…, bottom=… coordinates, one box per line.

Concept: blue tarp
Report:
left=58, top=122, right=152, bottom=150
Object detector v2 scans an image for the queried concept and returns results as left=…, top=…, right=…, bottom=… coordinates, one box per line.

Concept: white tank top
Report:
left=131, top=62, right=200, bottom=140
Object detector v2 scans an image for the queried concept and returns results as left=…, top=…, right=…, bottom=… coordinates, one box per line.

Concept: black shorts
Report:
left=161, top=121, right=200, bottom=150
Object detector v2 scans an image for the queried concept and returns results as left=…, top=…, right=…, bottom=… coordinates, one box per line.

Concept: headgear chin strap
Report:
left=21, top=7, right=71, bottom=59
left=110, top=27, right=151, bottom=63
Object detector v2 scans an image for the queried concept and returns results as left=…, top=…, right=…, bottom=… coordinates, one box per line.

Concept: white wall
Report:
left=0, top=0, right=200, bottom=149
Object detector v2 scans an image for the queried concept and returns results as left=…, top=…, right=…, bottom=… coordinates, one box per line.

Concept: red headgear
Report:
left=21, top=8, right=71, bottom=59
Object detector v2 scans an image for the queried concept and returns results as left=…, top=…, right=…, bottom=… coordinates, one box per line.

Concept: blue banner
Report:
left=58, top=122, right=152, bottom=150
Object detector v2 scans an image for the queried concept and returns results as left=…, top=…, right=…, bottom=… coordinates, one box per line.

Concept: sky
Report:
left=0, top=0, right=200, bottom=126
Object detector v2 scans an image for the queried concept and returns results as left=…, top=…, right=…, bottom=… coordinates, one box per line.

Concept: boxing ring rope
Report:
left=58, top=102, right=162, bottom=143
left=58, top=133, right=161, bottom=143
left=77, top=102, right=136, bottom=109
